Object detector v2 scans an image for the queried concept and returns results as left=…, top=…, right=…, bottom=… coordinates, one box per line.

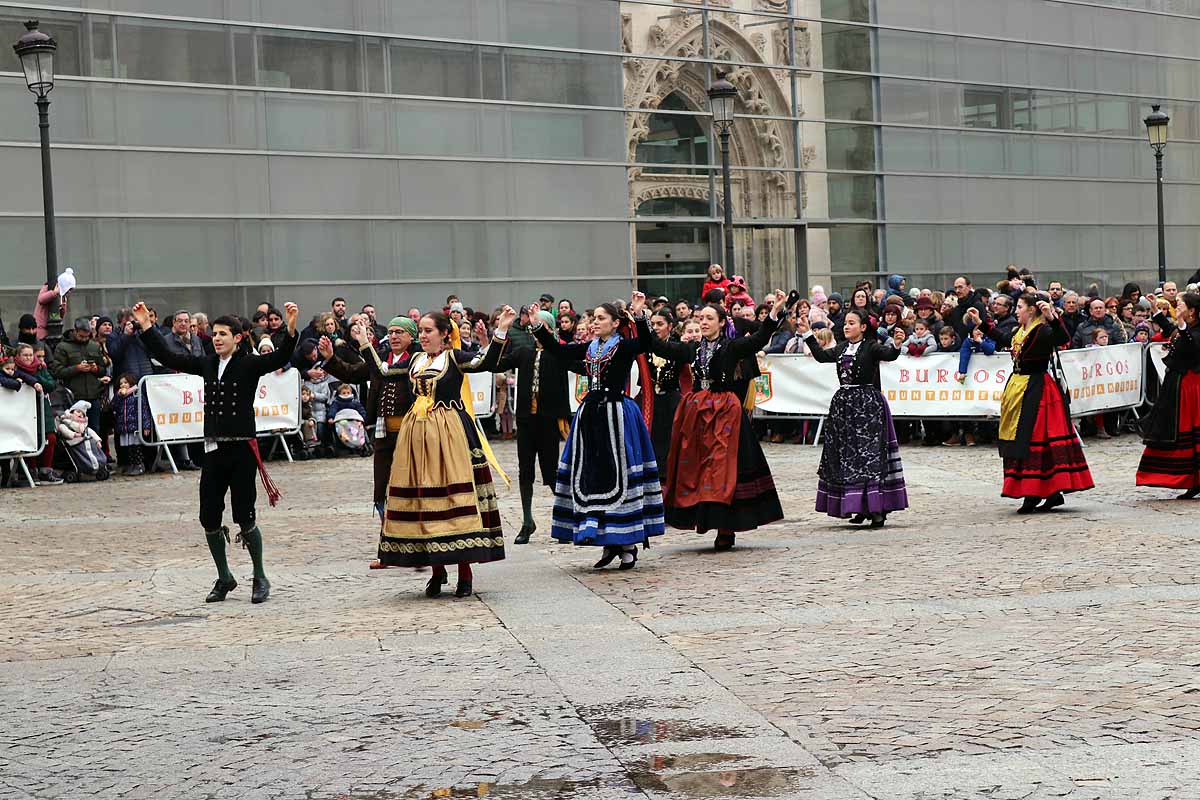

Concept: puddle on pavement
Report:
left=643, top=753, right=745, bottom=771
left=306, top=777, right=624, bottom=799
left=590, top=718, right=749, bottom=746
left=628, top=767, right=816, bottom=797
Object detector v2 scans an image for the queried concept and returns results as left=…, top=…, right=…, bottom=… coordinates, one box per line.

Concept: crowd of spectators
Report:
left=3, top=263, right=1198, bottom=487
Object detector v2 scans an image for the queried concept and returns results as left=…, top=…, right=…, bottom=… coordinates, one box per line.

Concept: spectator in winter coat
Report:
left=107, top=318, right=156, bottom=382
left=700, top=264, right=732, bottom=301
left=945, top=276, right=990, bottom=340
left=1072, top=298, right=1127, bottom=349
left=905, top=318, right=938, bottom=356
left=52, top=318, right=110, bottom=432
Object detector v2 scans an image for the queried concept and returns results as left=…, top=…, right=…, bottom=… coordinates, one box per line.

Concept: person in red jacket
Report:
left=700, top=264, right=731, bottom=301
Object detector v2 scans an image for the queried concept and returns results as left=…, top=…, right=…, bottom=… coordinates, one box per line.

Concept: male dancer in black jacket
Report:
left=133, top=300, right=299, bottom=604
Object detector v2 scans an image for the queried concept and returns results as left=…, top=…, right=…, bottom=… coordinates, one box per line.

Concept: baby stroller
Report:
left=55, top=400, right=111, bottom=482
left=331, top=408, right=372, bottom=457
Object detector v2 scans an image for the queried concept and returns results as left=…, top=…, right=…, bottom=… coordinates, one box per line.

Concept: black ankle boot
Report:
left=251, top=577, right=270, bottom=604
left=868, top=513, right=886, bottom=529
left=714, top=532, right=735, bottom=551
left=1179, top=488, right=1200, bottom=500
left=206, top=577, right=237, bottom=603
left=514, top=521, right=536, bottom=545
left=1039, top=492, right=1065, bottom=512
left=1018, top=497, right=1040, bottom=514
left=618, top=546, right=638, bottom=570
left=848, top=514, right=867, bottom=525
left=426, top=573, right=447, bottom=597
left=454, top=579, right=473, bottom=597
left=593, top=547, right=619, bottom=569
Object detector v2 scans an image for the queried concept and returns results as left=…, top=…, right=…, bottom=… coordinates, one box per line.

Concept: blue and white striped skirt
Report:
left=551, top=396, right=666, bottom=547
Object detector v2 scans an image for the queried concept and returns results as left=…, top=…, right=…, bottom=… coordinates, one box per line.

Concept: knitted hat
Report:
left=537, top=310, right=556, bottom=329
left=17, top=313, right=36, bottom=330
left=828, top=292, right=844, bottom=305
left=915, top=296, right=934, bottom=311
left=1134, top=321, right=1151, bottom=336
left=72, top=317, right=91, bottom=332
left=68, top=400, right=91, bottom=414
left=97, top=315, right=113, bottom=329
left=811, top=290, right=828, bottom=306
left=1136, top=297, right=1153, bottom=311
left=885, top=294, right=905, bottom=307
left=388, top=316, right=417, bottom=336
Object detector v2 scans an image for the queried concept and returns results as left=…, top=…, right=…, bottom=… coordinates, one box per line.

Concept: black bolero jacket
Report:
left=803, top=334, right=900, bottom=389
left=667, top=315, right=780, bottom=395
left=495, top=339, right=572, bottom=420
left=981, top=317, right=1069, bottom=375
left=532, top=317, right=652, bottom=402
left=140, top=325, right=297, bottom=440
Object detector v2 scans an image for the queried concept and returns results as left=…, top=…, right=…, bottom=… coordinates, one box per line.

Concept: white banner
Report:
left=1057, top=342, right=1144, bottom=415
left=1149, top=343, right=1168, bottom=382
left=0, top=386, right=40, bottom=454
left=751, top=345, right=1144, bottom=418
left=142, top=370, right=301, bottom=443
left=467, top=371, right=496, bottom=418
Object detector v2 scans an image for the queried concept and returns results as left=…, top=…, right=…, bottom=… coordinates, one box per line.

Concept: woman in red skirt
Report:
left=977, top=294, right=1094, bottom=513
left=1137, top=292, right=1200, bottom=499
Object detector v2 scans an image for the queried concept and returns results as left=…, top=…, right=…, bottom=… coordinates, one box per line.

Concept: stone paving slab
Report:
left=4, top=438, right=1200, bottom=798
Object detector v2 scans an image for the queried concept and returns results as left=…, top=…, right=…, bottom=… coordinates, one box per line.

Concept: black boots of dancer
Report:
left=594, top=545, right=638, bottom=569
left=426, top=564, right=473, bottom=598
left=515, top=481, right=537, bottom=544
left=203, top=524, right=269, bottom=604
left=1019, top=492, right=1065, bottom=515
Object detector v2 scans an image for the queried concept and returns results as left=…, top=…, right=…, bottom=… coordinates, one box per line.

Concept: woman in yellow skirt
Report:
left=378, top=305, right=517, bottom=598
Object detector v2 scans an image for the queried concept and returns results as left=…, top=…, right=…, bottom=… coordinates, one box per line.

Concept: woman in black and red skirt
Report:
left=1137, top=292, right=1200, bottom=499
left=662, top=290, right=796, bottom=551
left=977, top=294, right=1094, bottom=513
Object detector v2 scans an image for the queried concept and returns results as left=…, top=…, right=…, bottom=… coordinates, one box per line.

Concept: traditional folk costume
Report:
left=140, top=324, right=297, bottom=604
left=1136, top=316, right=1200, bottom=497
left=663, top=316, right=784, bottom=548
left=495, top=311, right=572, bottom=544
left=982, top=315, right=1093, bottom=511
left=803, top=334, right=908, bottom=526
left=531, top=318, right=664, bottom=568
left=646, top=334, right=692, bottom=471
left=379, top=332, right=509, bottom=596
left=323, top=317, right=420, bottom=520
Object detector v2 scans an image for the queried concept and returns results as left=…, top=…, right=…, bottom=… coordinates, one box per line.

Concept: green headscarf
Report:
left=388, top=316, right=417, bottom=336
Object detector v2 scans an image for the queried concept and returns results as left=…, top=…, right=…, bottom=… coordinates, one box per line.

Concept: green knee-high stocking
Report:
left=239, top=526, right=267, bottom=580
left=519, top=482, right=535, bottom=528
left=205, top=528, right=234, bottom=583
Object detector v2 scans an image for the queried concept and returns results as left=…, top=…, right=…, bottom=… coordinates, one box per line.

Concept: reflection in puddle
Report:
left=630, top=767, right=814, bottom=797
left=590, top=718, right=748, bottom=746
left=645, top=753, right=745, bottom=771
left=396, top=777, right=624, bottom=798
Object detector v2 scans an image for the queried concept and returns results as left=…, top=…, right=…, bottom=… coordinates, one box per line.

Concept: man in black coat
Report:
left=132, top=299, right=299, bottom=605
left=495, top=309, right=572, bottom=544
left=946, top=276, right=991, bottom=340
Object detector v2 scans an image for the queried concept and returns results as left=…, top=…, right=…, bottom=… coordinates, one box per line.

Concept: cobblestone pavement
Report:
left=4, top=435, right=1200, bottom=799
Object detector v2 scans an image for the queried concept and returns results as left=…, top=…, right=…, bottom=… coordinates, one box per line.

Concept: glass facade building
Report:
left=1, top=0, right=1195, bottom=326
left=824, top=0, right=1200, bottom=293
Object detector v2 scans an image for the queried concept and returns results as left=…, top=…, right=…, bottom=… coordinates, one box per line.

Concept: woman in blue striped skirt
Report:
left=528, top=292, right=664, bottom=570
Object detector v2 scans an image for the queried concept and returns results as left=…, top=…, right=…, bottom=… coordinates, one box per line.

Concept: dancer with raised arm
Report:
left=797, top=309, right=908, bottom=528
left=662, top=290, right=794, bottom=551
left=1137, top=292, right=1200, bottom=499
left=975, top=294, right=1094, bottom=513
left=380, top=307, right=516, bottom=598
left=133, top=299, right=299, bottom=604
left=529, top=292, right=663, bottom=570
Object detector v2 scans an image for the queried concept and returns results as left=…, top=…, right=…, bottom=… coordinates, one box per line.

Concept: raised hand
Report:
left=283, top=302, right=300, bottom=333
left=350, top=322, right=368, bottom=345
left=131, top=302, right=152, bottom=331
left=629, top=291, right=647, bottom=315
left=496, top=305, right=518, bottom=331
left=474, top=319, right=488, bottom=341
left=317, top=336, right=334, bottom=360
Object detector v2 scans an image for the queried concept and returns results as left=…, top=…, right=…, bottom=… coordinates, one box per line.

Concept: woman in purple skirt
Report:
left=798, top=309, right=909, bottom=528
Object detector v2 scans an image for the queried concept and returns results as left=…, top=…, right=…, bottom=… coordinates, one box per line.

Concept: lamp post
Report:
left=13, top=20, right=61, bottom=343
left=708, top=71, right=738, bottom=276
left=1144, top=104, right=1169, bottom=287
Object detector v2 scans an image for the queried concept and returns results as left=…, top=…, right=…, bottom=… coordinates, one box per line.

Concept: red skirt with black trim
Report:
left=1136, top=372, right=1200, bottom=490
left=1002, top=375, right=1095, bottom=499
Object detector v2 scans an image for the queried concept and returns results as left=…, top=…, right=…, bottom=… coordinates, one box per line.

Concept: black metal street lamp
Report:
left=13, top=20, right=61, bottom=343
left=708, top=71, right=738, bottom=276
left=1144, top=103, right=1169, bottom=287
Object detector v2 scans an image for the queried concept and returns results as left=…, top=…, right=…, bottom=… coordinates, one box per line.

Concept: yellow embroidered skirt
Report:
left=379, top=404, right=505, bottom=567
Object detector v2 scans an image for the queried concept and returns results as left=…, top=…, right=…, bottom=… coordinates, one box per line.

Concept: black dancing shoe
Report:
left=251, top=577, right=270, bottom=604
left=1179, top=488, right=1200, bottom=501
left=848, top=514, right=867, bottom=525
left=1039, top=492, right=1065, bottom=512
left=454, top=580, right=473, bottom=598
left=714, top=532, right=736, bottom=551
left=206, top=578, right=237, bottom=603
left=514, top=522, right=536, bottom=545
left=868, top=513, right=886, bottom=529
left=1017, top=497, right=1041, bottom=515
left=425, top=574, right=447, bottom=598
left=593, top=547, right=619, bottom=569
left=618, top=546, right=638, bottom=571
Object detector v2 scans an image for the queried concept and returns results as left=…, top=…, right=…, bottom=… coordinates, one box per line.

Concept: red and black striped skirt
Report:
left=1136, top=372, right=1200, bottom=490
left=1002, top=375, right=1095, bottom=499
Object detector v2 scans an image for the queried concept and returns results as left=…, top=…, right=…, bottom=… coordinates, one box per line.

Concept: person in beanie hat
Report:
left=321, top=314, right=420, bottom=568
left=826, top=292, right=846, bottom=341
left=132, top=299, right=300, bottom=605
left=16, top=313, right=39, bottom=346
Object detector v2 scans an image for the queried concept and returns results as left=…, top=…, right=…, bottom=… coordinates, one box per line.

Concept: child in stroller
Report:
left=328, top=382, right=371, bottom=457
left=56, top=400, right=110, bottom=481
